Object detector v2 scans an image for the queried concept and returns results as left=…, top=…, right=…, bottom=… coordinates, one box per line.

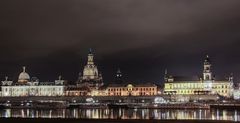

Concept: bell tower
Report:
left=203, top=55, right=212, bottom=80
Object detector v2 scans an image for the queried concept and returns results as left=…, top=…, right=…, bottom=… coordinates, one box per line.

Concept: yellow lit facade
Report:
left=65, top=86, right=91, bottom=96
left=164, top=81, right=206, bottom=95
left=164, top=81, right=233, bottom=97
left=212, top=82, right=233, bottom=97
left=107, top=83, right=157, bottom=96
left=164, top=55, right=233, bottom=97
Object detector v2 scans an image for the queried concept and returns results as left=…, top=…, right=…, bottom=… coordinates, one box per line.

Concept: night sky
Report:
left=1, top=0, right=240, bottom=84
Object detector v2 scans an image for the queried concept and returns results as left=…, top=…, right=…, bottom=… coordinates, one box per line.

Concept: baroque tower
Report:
left=115, top=68, right=123, bottom=83
left=203, top=55, right=212, bottom=81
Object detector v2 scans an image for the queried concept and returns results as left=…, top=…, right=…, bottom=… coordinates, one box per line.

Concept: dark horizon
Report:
left=1, top=0, right=240, bottom=84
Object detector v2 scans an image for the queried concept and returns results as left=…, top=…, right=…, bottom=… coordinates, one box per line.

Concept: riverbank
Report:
left=1, top=102, right=211, bottom=109
left=0, top=118, right=237, bottom=123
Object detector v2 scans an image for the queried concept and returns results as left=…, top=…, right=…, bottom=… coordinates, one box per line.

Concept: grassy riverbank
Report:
left=0, top=118, right=237, bottom=123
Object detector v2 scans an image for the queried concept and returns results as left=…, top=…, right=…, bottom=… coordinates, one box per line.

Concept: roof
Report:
left=166, top=80, right=231, bottom=83
left=166, top=81, right=201, bottom=83
left=107, top=84, right=126, bottom=87
left=171, top=76, right=200, bottom=81
left=39, top=81, right=55, bottom=85
left=66, top=85, right=91, bottom=91
left=134, top=83, right=157, bottom=87
left=214, top=80, right=231, bottom=83
left=107, top=83, right=157, bottom=88
left=214, top=77, right=230, bottom=81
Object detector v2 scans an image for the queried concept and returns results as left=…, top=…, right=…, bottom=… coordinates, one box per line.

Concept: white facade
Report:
left=0, top=67, right=65, bottom=97
left=1, top=85, right=64, bottom=97
left=233, top=89, right=240, bottom=100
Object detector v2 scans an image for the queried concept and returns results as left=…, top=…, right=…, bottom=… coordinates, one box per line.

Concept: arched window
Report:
left=206, top=75, right=210, bottom=80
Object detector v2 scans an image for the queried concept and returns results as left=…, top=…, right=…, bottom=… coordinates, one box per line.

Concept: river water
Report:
left=0, top=108, right=240, bottom=121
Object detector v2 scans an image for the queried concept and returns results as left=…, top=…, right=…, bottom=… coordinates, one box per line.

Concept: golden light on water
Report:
left=1, top=108, right=240, bottom=121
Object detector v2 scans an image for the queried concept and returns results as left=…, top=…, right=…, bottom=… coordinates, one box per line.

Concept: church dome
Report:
left=18, top=66, right=30, bottom=83
left=82, top=49, right=100, bottom=80
left=83, top=65, right=99, bottom=80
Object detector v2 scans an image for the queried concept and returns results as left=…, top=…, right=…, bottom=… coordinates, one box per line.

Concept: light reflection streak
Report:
left=0, top=108, right=239, bottom=121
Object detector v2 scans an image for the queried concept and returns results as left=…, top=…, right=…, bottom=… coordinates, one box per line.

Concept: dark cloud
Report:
left=0, top=0, right=240, bottom=83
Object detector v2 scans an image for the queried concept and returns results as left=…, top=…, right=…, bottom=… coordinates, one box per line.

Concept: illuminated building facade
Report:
left=104, top=69, right=158, bottom=96
left=232, top=83, right=240, bottom=100
left=90, top=88, right=108, bottom=96
left=164, top=55, right=234, bottom=97
left=233, top=89, right=240, bottom=100
left=65, top=86, right=91, bottom=96
left=107, top=83, right=157, bottom=96
left=76, top=49, right=103, bottom=89
left=1, top=67, right=65, bottom=97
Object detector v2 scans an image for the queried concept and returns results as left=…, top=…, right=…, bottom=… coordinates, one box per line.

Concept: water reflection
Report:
left=0, top=108, right=240, bottom=121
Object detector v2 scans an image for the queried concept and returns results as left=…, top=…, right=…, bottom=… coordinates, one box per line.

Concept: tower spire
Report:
left=229, top=73, right=234, bottom=82
left=117, top=68, right=121, bottom=74
left=58, top=75, right=62, bottom=80
left=203, top=55, right=212, bottom=80
left=165, top=69, right=168, bottom=75
left=87, top=48, right=94, bottom=65
left=115, top=68, right=123, bottom=83
left=23, top=66, right=26, bottom=72
left=204, top=54, right=210, bottom=63
left=89, top=48, right=92, bottom=54
left=164, top=69, right=169, bottom=82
